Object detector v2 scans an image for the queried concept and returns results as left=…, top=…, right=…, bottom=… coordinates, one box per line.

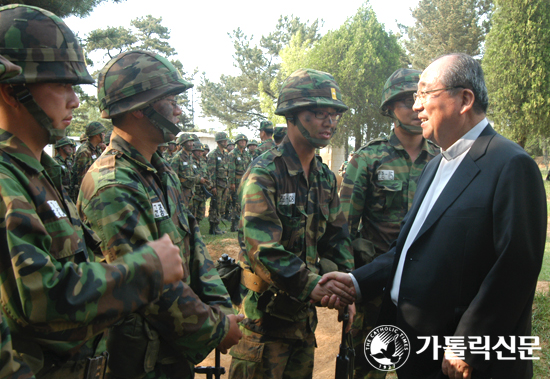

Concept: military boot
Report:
left=215, top=224, right=226, bottom=235
left=209, top=222, right=224, bottom=235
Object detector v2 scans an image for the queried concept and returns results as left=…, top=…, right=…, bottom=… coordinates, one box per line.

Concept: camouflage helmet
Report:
left=158, top=142, right=168, bottom=147
left=202, top=144, right=210, bottom=151
left=275, top=68, right=348, bottom=116
left=192, top=140, right=204, bottom=151
left=167, top=140, right=176, bottom=145
left=97, top=50, right=192, bottom=142
left=85, top=121, right=106, bottom=137
left=176, top=133, right=194, bottom=145
left=0, top=55, right=21, bottom=81
left=380, top=68, right=421, bottom=117
left=234, top=134, right=248, bottom=143
left=79, top=133, right=88, bottom=143
left=259, top=121, right=273, bottom=132
left=190, top=133, right=199, bottom=142
left=247, top=139, right=258, bottom=147
left=0, top=5, right=93, bottom=85
left=0, top=5, right=93, bottom=144
left=227, top=139, right=234, bottom=146
left=54, top=137, right=75, bottom=149
left=273, top=126, right=287, bottom=142
left=215, top=131, right=229, bottom=142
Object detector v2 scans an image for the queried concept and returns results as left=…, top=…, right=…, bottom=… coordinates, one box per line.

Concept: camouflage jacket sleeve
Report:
left=339, top=153, right=370, bottom=238
left=0, top=167, right=165, bottom=349
left=228, top=151, right=236, bottom=186
left=79, top=165, right=229, bottom=363
left=206, top=151, right=218, bottom=184
left=70, top=149, right=93, bottom=200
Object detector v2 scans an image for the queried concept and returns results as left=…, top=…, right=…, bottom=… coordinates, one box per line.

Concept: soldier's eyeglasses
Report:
left=413, top=86, right=464, bottom=104
left=394, top=97, right=416, bottom=108
left=306, top=109, right=342, bottom=123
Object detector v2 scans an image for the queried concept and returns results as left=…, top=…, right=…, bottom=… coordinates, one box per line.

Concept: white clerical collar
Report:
left=441, top=118, right=488, bottom=161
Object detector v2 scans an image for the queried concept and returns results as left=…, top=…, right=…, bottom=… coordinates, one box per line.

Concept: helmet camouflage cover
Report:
left=192, top=141, right=204, bottom=151
left=215, top=132, right=229, bottom=142
left=234, top=134, right=248, bottom=143
left=85, top=121, right=106, bottom=137
left=275, top=68, right=348, bottom=116
left=97, top=50, right=192, bottom=118
left=247, top=139, right=258, bottom=147
left=54, top=137, right=75, bottom=148
left=176, top=133, right=193, bottom=145
left=0, top=4, right=93, bottom=85
left=380, top=68, right=421, bottom=116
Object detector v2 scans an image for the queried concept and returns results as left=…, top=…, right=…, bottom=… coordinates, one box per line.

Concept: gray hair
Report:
left=434, top=53, right=488, bottom=114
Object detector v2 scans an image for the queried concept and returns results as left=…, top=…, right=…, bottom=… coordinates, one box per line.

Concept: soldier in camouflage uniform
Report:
left=75, top=133, right=87, bottom=155
left=256, top=120, right=275, bottom=155
left=70, top=121, right=106, bottom=201
left=228, top=134, right=250, bottom=232
left=192, top=141, right=210, bottom=224
left=339, top=68, right=438, bottom=379
left=0, top=52, right=35, bottom=379
left=228, top=68, right=356, bottom=379
left=53, top=137, right=75, bottom=194
left=157, top=142, right=168, bottom=155
left=247, top=139, right=259, bottom=160
left=0, top=6, right=185, bottom=379
left=273, top=125, right=287, bottom=145
left=78, top=50, right=243, bottom=379
left=164, top=139, right=177, bottom=161
left=207, top=131, right=230, bottom=235
left=226, top=139, right=235, bottom=153
left=171, top=133, right=200, bottom=207
left=338, top=152, right=354, bottom=178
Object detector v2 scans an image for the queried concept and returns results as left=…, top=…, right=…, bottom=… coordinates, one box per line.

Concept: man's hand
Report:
left=211, top=187, right=217, bottom=196
left=200, top=177, right=206, bottom=184
left=442, top=349, right=472, bottom=379
left=338, top=303, right=355, bottom=333
left=310, top=273, right=356, bottom=305
left=230, top=184, right=235, bottom=191
left=217, top=314, right=244, bottom=354
left=147, top=234, right=183, bottom=284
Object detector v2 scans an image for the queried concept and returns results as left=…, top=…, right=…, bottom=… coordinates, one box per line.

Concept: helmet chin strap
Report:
left=293, top=116, right=336, bottom=149
left=389, top=110, right=423, bottom=135
left=13, top=85, right=65, bottom=144
left=143, top=105, right=182, bottom=143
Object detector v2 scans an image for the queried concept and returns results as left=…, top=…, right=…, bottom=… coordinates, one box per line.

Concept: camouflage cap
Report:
left=215, top=132, right=229, bottom=142
left=234, top=133, right=248, bottom=143
left=85, top=121, right=106, bottom=137
left=247, top=139, right=258, bottom=147
left=0, top=54, right=21, bottom=81
left=0, top=5, right=93, bottom=85
left=259, top=121, right=273, bottom=132
left=54, top=137, right=75, bottom=148
left=380, top=68, right=421, bottom=116
left=192, top=141, right=204, bottom=151
left=275, top=68, right=348, bottom=116
left=97, top=50, right=192, bottom=118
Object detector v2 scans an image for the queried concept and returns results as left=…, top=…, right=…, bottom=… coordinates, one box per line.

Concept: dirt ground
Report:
left=198, top=238, right=550, bottom=379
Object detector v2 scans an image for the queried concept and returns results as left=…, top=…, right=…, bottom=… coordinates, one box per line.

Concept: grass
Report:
left=533, top=291, right=550, bottom=378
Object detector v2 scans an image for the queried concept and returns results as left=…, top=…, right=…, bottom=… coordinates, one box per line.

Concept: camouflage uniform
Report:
left=339, top=68, right=438, bottom=379
left=0, top=50, right=35, bottom=379
left=83, top=50, right=234, bottom=379
left=0, top=7, right=169, bottom=378
left=192, top=142, right=209, bottom=224
left=257, top=121, right=275, bottom=155
left=70, top=121, right=106, bottom=202
left=53, top=137, right=75, bottom=194
left=228, top=134, right=251, bottom=231
left=163, top=141, right=177, bottom=162
left=207, top=132, right=230, bottom=234
left=247, top=140, right=259, bottom=160
left=78, top=133, right=232, bottom=379
left=229, top=69, right=353, bottom=379
left=171, top=134, right=200, bottom=207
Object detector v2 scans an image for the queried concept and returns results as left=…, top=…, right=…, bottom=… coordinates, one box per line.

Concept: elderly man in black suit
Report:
left=322, top=53, right=546, bottom=379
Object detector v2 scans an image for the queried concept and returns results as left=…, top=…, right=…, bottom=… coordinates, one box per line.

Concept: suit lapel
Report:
left=411, top=124, right=495, bottom=244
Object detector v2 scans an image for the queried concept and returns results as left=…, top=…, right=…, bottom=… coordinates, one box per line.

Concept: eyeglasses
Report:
left=306, top=109, right=342, bottom=123
left=394, top=97, right=416, bottom=108
left=413, top=86, right=464, bottom=103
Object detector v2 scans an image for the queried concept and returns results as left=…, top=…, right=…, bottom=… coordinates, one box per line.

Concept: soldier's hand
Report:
left=211, top=188, right=217, bottom=196
left=147, top=234, right=183, bottom=284
left=338, top=303, right=355, bottom=333
left=310, top=273, right=355, bottom=305
left=230, top=184, right=235, bottom=191
left=200, top=177, right=206, bottom=184
left=217, top=314, right=244, bottom=354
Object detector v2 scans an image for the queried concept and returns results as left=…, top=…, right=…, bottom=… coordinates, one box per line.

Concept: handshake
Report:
left=310, top=272, right=357, bottom=328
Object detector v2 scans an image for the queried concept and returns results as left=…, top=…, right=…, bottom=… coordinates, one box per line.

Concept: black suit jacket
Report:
left=353, top=124, right=546, bottom=379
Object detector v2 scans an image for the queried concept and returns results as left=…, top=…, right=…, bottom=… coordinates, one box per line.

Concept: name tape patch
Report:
left=152, top=202, right=168, bottom=219
left=47, top=200, right=67, bottom=218
left=279, top=193, right=296, bottom=205
left=378, top=170, right=395, bottom=181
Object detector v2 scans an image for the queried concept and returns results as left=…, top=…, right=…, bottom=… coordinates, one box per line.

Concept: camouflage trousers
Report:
left=193, top=195, right=207, bottom=224
left=228, top=328, right=315, bottom=379
left=351, top=295, right=387, bottom=379
left=208, top=185, right=228, bottom=224
left=107, top=359, right=193, bottom=379
left=224, top=189, right=236, bottom=219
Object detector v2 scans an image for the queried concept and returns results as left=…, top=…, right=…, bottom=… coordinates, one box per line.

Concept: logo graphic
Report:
left=364, top=325, right=410, bottom=371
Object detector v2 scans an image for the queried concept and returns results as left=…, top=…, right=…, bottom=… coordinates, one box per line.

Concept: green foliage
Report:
left=400, top=0, right=492, bottom=69
left=0, top=0, right=126, bottom=18
left=483, top=0, right=550, bottom=147
left=197, top=16, right=322, bottom=133
left=532, top=291, right=550, bottom=377
left=82, top=15, right=195, bottom=128
left=281, top=3, right=402, bottom=150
